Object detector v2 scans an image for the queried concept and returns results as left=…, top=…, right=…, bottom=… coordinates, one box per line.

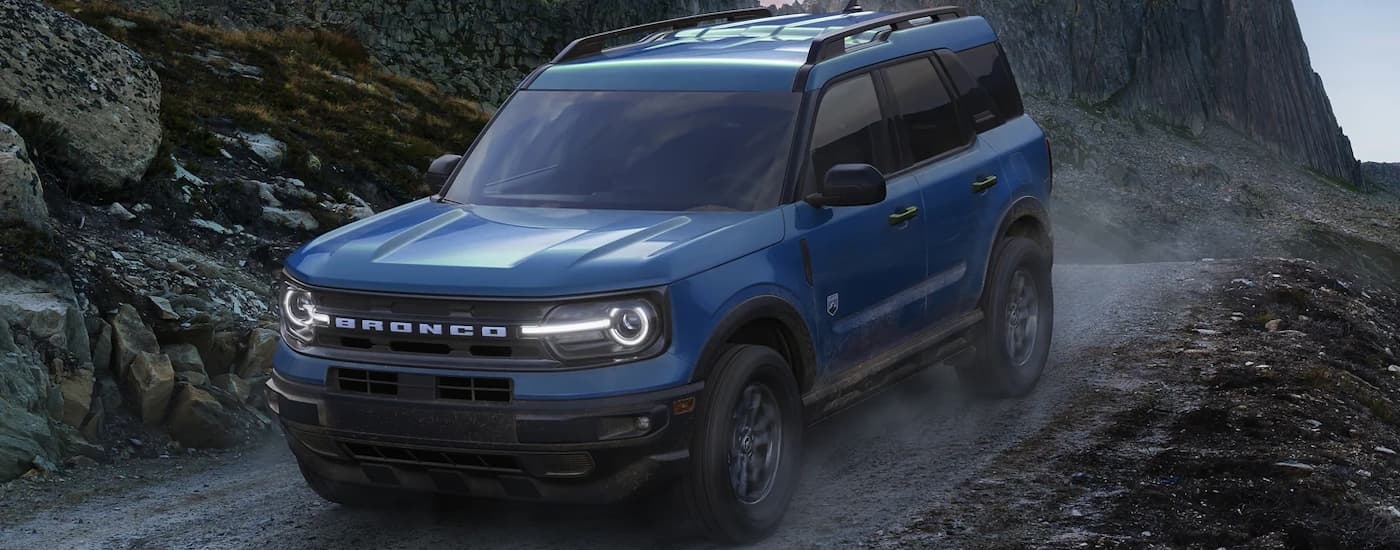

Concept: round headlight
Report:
left=282, top=287, right=316, bottom=328
left=608, top=305, right=653, bottom=347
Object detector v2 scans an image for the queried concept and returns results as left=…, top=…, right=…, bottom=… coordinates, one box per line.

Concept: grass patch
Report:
left=0, top=99, right=77, bottom=185
left=1305, top=167, right=1363, bottom=193
left=51, top=1, right=489, bottom=202
left=0, top=222, right=65, bottom=279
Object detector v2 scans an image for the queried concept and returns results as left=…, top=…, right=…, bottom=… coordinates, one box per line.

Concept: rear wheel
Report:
left=681, top=344, right=803, bottom=543
left=958, top=237, right=1053, bottom=397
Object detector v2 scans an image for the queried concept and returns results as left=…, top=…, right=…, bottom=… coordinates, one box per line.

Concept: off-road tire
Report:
left=958, top=236, right=1054, bottom=397
left=680, top=344, right=803, bottom=544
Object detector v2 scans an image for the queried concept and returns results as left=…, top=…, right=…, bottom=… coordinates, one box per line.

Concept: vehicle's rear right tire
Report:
left=679, top=344, right=803, bottom=544
left=958, top=236, right=1054, bottom=397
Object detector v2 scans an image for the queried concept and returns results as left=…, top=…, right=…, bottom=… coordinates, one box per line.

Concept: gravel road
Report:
left=0, top=262, right=1231, bottom=550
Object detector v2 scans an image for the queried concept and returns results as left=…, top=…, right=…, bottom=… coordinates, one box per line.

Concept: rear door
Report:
left=795, top=72, right=931, bottom=374
left=878, top=55, right=1001, bottom=321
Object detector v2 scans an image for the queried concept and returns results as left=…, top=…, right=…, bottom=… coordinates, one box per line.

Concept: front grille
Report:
left=336, top=368, right=398, bottom=395
left=437, top=376, right=511, bottom=402
left=307, top=287, right=554, bottom=363
left=332, top=368, right=512, bottom=403
left=343, top=442, right=522, bottom=472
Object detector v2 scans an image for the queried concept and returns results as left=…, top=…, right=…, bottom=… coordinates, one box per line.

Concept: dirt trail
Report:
left=0, top=262, right=1232, bottom=550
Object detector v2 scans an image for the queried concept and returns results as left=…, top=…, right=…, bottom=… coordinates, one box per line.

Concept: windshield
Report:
left=442, top=90, right=801, bottom=211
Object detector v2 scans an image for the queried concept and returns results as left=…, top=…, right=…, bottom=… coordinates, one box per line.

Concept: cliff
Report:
left=112, top=0, right=758, bottom=102
left=1363, top=162, right=1400, bottom=194
left=790, top=0, right=1363, bottom=186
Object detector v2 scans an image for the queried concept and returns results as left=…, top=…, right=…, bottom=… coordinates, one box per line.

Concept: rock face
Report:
left=789, top=0, right=1363, bottom=186
left=0, top=0, right=163, bottom=191
left=0, top=123, right=48, bottom=229
left=109, top=0, right=756, bottom=102
left=1363, top=162, right=1400, bottom=194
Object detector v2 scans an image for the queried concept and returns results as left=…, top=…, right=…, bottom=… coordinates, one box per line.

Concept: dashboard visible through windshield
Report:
left=442, top=90, right=801, bottom=212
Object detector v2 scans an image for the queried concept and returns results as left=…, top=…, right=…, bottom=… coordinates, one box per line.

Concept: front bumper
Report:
left=267, top=372, right=701, bottom=503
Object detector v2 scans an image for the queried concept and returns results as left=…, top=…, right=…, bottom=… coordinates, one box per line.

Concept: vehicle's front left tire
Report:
left=681, top=344, right=803, bottom=544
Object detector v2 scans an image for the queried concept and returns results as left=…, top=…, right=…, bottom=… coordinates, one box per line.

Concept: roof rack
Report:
left=803, top=6, right=966, bottom=64
left=551, top=7, right=775, bottom=64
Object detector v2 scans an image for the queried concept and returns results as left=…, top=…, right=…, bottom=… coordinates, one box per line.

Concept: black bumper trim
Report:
left=268, top=372, right=701, bottom=503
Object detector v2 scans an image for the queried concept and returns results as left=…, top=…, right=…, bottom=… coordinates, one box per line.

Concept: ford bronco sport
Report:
left=268, top=4, right=1053, bottom=543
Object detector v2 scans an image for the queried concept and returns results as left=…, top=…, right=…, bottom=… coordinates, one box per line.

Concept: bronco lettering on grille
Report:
left=331, top=316, right=510, bottom=338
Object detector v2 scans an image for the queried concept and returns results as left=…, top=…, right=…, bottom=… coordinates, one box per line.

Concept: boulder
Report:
left=123, top=351, right=174, bottom=425
left=235, top=328, right=279, bottom=378
left=111, top=303, right=159, bottom=375
left=0, top=0, right=162, bottom=190
left=0, top=272, right=91, bottom=363
left=0, top=323, right=62, bottom=481
left=149, top=296, right=179, bottom=320
left=90, top=319, right=113, bottom=375
left=0, top=406, right=56, bottom=481
left=196, top=330, right=242, bottom=377
left=162, top=343, right=206, bottom=376
left=210, top=373, right=250, bottom=402
left=261, top=206, right=319, bottom=231
left=0, top=123, right=48, bottom=230
left=176, top=370, right=209, bottom=387
left=55, top=364, right=94, bottom=429
left=166, top=384, right=235, bottom=448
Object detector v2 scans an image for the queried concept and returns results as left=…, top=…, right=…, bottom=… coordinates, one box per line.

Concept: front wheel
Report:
left=958, top=236, right=1054, bottom=397
left=681, top=344, right=803, bottom=544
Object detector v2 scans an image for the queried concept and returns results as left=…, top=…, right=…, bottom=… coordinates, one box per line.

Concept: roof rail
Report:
left=803, top=6, right=966, bottom=64
left=552, top=7, right=775, bottom=64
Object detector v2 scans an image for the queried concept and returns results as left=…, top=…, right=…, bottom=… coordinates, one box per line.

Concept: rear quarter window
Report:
left=953, top=42, right=1025, bottom=130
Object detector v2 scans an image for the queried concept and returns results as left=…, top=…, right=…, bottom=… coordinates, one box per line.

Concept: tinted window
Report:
left=883, top=58, right=967, bottom=166
left=443, top=91, right=800, bottom=211
left=955, top=42, right=1025, bottom=128
left=810, top=74, right=886, bottom=185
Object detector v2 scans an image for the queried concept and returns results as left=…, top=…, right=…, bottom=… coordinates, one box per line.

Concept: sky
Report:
left=758, top=1, right=1399, bottom=162
left=1294, top=1, right=1400, bottom=162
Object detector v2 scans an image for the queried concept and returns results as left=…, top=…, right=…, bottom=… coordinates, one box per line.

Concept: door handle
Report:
left=888, top=205, right=919, bottom=225
left=972, top=175, right=998, bottom=192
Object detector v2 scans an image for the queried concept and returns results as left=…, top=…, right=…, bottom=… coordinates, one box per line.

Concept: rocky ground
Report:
left=869, top=259, right=1400, bottom=549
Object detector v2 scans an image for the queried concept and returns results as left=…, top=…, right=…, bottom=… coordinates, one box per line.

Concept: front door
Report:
left=796, top=72, right=929, bottom=374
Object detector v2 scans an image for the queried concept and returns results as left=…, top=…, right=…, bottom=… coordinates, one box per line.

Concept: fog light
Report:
left=634, top=416, right=652, bottom=432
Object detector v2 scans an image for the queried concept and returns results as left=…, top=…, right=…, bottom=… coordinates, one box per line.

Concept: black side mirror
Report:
left=806, top=163, right=886, bottom=207
left=425, top=154, right=462, bottom=190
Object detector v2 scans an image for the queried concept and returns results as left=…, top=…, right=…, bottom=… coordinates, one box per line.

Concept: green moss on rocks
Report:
left=51, top=1, right=489, bottom=202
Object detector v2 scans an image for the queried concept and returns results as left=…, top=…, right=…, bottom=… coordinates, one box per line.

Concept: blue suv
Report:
left=268, top=5, right=1053, bottom=543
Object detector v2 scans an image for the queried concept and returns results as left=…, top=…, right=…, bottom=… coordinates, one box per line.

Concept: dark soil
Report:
left=874, top=258, right=1400, bottom=549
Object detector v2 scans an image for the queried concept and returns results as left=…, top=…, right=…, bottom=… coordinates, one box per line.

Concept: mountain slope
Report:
left=791, top=0, right=1362, bottom=186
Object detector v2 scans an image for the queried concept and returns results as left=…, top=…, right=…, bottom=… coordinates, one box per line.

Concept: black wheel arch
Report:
left=689, top=295, right=817, bottom=394
left=976, top=196, right=1052, bottom=302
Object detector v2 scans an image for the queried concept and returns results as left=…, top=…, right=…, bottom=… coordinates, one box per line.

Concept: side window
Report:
left=883, top=57, right=967, bottom=167
left=953, top=42, right=1025, bottom=129
left=810, top=74, right=886, bottom=187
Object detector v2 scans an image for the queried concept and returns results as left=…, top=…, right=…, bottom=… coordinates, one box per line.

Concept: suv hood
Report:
left=284, top=199, right=785, bottom=296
